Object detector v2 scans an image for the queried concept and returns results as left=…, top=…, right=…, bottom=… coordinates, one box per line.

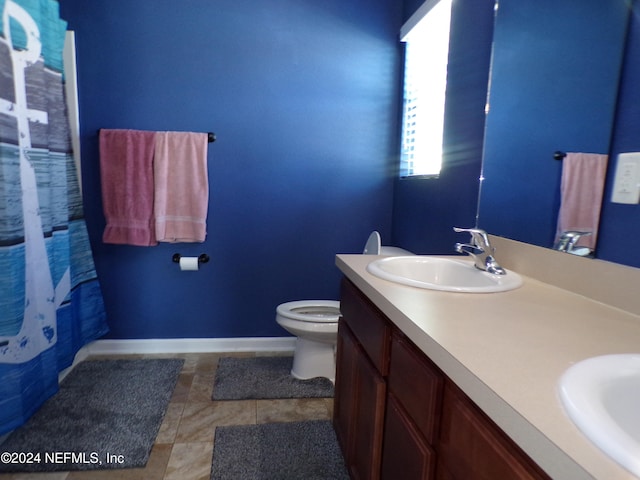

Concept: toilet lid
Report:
left=363, top=231, right=381, bottom=255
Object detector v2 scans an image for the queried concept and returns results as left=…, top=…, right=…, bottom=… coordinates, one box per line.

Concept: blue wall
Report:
left=59, top=0, right=402, bottom=339
left=26, top=0, right=640, bottom=343
left=392, top=0, right=495, bottom=254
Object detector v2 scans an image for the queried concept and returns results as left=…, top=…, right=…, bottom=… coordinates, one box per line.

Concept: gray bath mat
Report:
left=0, top=358, right=183, bottom=472
left=211, top=420, right=349, bottom=479
left=212, top=356, right=334, bottom=400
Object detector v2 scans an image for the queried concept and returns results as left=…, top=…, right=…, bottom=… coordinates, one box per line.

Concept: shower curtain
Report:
left=0, top=0, right=108, bottom=434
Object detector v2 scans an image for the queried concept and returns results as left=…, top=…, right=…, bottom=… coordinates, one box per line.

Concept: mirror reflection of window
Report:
left=399, top=0, right=453, bottom=178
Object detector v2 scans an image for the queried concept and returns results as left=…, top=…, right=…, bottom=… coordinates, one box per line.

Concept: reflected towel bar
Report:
left=97, top=129, right=216, bottom=143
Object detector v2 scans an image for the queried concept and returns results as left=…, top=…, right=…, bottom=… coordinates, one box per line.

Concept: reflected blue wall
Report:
left=599, top=0, right=640, bottom=268
left=478, top=0, right=629, bottom=254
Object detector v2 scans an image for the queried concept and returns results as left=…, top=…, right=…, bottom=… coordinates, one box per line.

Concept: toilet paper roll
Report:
left=179, top=256, right=199, bottom=271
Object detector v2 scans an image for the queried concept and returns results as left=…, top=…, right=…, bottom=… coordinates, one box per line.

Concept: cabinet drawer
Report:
left=340, top=278, right=390, bottom=375
left=388, top=332, right=443, bottom=444
left=438, top=382, right=550, bottom=480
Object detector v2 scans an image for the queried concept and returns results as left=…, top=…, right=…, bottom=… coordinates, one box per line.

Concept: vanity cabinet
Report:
left=335, top=278, right=551, bottom=480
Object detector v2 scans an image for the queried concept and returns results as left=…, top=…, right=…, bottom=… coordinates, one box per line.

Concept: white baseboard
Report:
left=60, top=337, right=296, bottom=381
left=84, top=336, right=296, bottom=355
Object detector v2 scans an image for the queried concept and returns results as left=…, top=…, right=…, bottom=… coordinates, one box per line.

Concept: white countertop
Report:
left=336, top=253, right=640, bottom=480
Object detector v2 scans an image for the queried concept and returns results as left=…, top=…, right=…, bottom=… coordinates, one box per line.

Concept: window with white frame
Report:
left=399, top=0, right=453, bottom=177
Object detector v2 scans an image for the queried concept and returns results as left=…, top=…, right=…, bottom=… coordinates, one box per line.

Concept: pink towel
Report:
left=555, top=152, right=608, bottom=250
left=154, top=132, right=209, bottom=243
left=99, top=129, right=157, bottom=246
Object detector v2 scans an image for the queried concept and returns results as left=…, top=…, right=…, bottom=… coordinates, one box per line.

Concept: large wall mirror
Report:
left=477, top=0, right=631, bottom=260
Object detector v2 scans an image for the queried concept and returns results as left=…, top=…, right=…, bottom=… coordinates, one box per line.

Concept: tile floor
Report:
left=0, top=351, right=335, bottom=480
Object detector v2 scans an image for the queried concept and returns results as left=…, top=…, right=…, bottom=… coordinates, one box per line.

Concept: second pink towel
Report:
left=154, top=131, right=209, bottom=243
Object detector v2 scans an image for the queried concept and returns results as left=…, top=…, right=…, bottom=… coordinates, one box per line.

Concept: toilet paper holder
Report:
left=172, top=253, right=210, bottom=264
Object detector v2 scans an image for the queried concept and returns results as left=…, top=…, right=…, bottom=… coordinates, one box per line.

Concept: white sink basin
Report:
left=558, top=354, right=640, bottom=477
left=366, top=256, right=522, bottom=293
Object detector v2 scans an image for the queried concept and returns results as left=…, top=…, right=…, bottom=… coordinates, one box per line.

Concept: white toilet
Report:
left=276, top=300, right=341, bottom=382
left=275, top=232, right=412, bottom=383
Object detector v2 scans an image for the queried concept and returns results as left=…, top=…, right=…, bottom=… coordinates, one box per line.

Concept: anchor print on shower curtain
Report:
left=0, top=0, right=108, bottom=434
left=1, top=0, right=60, bottom=363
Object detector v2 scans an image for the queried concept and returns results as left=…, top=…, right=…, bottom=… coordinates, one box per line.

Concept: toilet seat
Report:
left=276, top=300, right=340, bottom=323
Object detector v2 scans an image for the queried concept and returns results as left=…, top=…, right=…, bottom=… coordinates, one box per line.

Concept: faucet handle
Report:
left=559, top=230, right=592, bottom=240
left=453, top=227, right=491, bottom=250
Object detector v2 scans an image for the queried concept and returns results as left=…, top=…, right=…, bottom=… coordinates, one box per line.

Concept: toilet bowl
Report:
left=275, top=300, right=340, bottom=382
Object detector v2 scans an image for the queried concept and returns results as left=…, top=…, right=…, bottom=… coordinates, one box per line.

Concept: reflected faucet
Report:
left=453, top=227, right=506, bottom=275
left=553, top=231, right=592, bottom=256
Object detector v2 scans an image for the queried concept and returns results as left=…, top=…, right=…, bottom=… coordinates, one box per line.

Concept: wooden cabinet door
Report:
left=334, top=320, right=387, bottom=480
left=349, top=346, right=386, bottom=480
left=388, top=332, right=443, bottom=444
left=333, top=321, right=357, bottom=454
left=438, top=382, right=551, bottom=480
left=381, top=394, right=436, bottom=480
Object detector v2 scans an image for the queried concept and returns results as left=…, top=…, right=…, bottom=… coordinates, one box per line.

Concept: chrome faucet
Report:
left=453, top=227, right=506, bottom=275
left=553, top=231, right=592, bottom=256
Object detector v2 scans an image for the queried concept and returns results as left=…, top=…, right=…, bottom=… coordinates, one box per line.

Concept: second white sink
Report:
left=366, top=256, right=522, bottom=293
left=559, top=354, right=640, bottom=478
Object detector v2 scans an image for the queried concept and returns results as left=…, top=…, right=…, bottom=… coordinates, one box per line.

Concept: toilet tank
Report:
left=363, top=231, right=413, bottom=256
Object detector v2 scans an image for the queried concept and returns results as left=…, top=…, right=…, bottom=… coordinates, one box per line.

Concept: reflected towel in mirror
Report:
left=555, top=152, right=608, bottom=250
